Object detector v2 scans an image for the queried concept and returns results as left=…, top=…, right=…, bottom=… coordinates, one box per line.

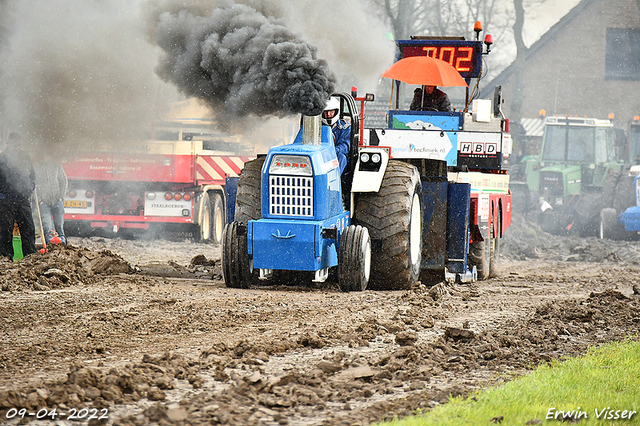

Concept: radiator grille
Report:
left=541, top=171, right=564, bottom=197
left=269, top=175, right=314, bottom=217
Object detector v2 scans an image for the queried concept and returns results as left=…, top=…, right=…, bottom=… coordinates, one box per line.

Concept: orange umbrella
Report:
left=381, top=56, right=468, bottom=87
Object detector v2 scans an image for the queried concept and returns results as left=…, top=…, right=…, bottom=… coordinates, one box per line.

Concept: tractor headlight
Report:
left=358, top=150, right=384, bottom=172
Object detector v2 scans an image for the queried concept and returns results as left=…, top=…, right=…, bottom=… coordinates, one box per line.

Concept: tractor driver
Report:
left=322, top=97, right=351, bottom=175
left=410, top=85, right=451, bottom=112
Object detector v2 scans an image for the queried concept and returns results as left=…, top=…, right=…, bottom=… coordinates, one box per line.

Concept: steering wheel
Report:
left=419, top=106, right=439, bottom=112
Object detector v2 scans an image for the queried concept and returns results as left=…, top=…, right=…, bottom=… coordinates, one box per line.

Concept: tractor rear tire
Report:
left=338, top=225, right=371, bottom=292
left=235, top=157, right=265, bottom=223
left=229, top=157, right=264, bottom=285
left=470, top=215, right=492, bottom=280
left=469, top=239, right=490, bottom=280
left=221, top=222, right=251, bottom=289
left=489, top=210, right=501, bottom=278
left=599, top=208, right=625, bottom=240
left=353, top=161, right=422, bottom=290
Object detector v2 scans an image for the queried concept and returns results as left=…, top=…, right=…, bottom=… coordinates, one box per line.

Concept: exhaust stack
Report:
left=302, top=115, right=322, bottom=146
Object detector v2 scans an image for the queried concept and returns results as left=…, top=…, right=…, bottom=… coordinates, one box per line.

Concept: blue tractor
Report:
left=222, top=93, right=374, bottom=291
left=602, top=167, right=640, bottom=240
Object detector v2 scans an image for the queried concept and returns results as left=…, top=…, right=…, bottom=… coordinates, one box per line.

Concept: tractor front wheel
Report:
left=221, top=222, right=251, bottom=289
left=338, top=225, right=371, bottom=292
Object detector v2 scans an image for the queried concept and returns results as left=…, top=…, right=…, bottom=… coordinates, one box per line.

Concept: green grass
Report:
left=375, top=339, right=640, bottom=425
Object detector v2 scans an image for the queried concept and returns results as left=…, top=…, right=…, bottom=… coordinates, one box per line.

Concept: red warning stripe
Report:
left=196, top=156, right=253, bottom=182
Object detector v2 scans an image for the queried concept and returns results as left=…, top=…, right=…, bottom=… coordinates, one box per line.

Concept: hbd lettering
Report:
left=546, top=407, right=637, bottom=421
left=460, top=142, right=497, bottom=155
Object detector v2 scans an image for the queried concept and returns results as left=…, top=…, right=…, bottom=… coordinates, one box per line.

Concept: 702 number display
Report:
left=398, top=40, right=482, bottom=79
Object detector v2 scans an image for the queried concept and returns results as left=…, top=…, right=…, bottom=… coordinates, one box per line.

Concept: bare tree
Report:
left=508, top=0, right=527, bottom=121
left=370, top=0, right=509, bottom=42
left=375, top=0, right=425, bottom=40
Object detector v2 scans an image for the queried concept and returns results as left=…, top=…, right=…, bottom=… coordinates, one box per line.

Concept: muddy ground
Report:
left=1, top=215, right=640, bottom=426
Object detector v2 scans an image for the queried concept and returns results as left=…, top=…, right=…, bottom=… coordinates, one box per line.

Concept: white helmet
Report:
left=322, top=96, right=340, bottom=127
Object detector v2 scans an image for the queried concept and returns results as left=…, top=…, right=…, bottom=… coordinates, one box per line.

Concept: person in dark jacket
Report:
left=409, top=85, right=452, bottom=112
left=0, top=132, right=38, bottom=260
left=33, top=158, right=68, bottom=244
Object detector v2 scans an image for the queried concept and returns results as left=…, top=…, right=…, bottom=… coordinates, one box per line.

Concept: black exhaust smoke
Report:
left=154, top=3, right=336, bottom=119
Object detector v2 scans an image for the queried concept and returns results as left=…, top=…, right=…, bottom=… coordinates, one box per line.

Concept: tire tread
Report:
left=354, top=161, right=421, bottom=290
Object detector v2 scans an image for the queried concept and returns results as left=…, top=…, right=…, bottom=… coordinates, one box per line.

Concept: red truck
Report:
left=62, top=100, right=253, bottom=243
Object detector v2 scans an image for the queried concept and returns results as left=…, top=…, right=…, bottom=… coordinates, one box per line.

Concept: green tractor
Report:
left=518, top=115, right=629, bottom=235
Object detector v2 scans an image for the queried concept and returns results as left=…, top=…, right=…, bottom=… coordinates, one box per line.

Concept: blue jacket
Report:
left=332, top=120, right=351, bottom=174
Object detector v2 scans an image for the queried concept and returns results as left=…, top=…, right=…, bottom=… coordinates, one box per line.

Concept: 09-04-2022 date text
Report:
left=5, top=407, right=109, bottom=421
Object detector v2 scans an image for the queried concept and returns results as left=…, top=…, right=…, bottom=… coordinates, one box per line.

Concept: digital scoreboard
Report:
left=396, top=39, right=483, bottom=79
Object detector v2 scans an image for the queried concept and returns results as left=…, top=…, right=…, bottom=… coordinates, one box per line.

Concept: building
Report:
left=482, top=0, right=640, bottom=130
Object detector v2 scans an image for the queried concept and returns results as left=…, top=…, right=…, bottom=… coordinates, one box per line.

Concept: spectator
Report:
left=321, top=96, right=351, bottom=175
left=409, top=85, right=452, bottom=112
left=0, top=133, right=37, bottom=260
left=33, top=157, right=68, bottom=244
